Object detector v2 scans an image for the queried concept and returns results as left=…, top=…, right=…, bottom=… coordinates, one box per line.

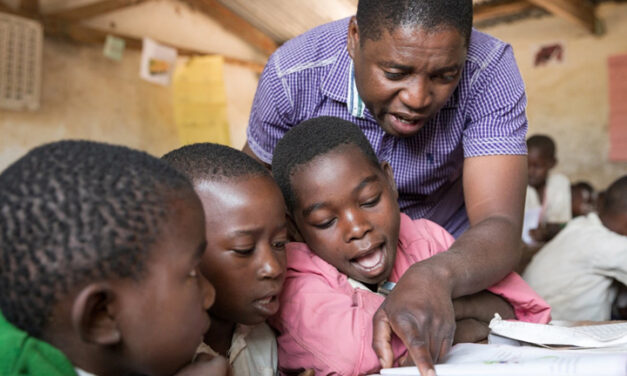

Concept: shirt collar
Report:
left=319, top=40, right=367, bottom=119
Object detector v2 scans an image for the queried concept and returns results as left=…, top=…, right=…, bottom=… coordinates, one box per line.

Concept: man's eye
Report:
left=435, top=72, right=458, bottom=83
left=384, top=71, right=405, bottom=80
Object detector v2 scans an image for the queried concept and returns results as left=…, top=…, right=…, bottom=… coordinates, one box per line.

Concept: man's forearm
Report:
left=410, top=215, right=521, bottom=299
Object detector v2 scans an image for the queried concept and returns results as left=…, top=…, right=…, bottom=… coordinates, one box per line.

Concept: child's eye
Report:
left=361, top=194, right=381, bottom=208
left=314, top=218, right=335, bottom=229
left=188, top=268, right=198, bottom=278
left=231, top=247, right=254, bottom=255
left=272, top=241, right=287, bottom=250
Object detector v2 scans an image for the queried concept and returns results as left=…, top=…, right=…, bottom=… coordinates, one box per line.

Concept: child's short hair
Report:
left=602, top=175, right=627, bottom=215
left=162, top=142, right=270, bottom=183
left=527, top=134, right=556, bottom=158
left=0, top=140, right=192, bottom=337
left=272, top=116, right=380, bottom=212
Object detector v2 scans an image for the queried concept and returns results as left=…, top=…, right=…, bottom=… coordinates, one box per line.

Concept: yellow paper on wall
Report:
left=172, top=55, right=231, bottom=146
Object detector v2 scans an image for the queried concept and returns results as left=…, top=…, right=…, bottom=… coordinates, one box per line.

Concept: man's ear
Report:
left=287, top=212, right=304, bottom=243
left=71, top=283, right=122, bottom=346
left=381, top=161, right=398, bottom=199
left=347, top=16, right=360, bottom=60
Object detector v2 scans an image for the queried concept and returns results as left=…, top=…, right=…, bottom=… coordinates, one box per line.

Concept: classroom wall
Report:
left=478, top=2, right=627, bottom=190
left=0, top=0, right=261, bottom=171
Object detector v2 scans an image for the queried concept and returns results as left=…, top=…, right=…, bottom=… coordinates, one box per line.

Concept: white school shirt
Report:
left=196, top=322, right=278, bottom=376
left=525, top=172, right=572, bottom=224
left=523, top=212, right=627, bottom=321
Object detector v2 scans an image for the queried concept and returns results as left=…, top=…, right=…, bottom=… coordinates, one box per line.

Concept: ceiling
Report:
left=0, top=0, right=612, bottom=72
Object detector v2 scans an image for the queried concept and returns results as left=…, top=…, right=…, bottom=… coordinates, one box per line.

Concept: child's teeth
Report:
left=355, top=249, right=383, bottom=269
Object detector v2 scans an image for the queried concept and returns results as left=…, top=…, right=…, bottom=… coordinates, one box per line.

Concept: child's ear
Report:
left=550, top=157, right=558, bottom=168
left=71, top=283, right=122, bottom=346
left=287, top=212, right=304, bottom=243
left=380, top=161, right=398, bottom=199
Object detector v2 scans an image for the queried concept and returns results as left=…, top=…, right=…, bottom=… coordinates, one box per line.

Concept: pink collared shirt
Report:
left=269, top=214, right=551, bottom=376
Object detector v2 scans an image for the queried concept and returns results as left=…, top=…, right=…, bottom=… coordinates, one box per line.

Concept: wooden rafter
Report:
left=474, top=0, right=535, bottom=23
left=526, top=0, right=599, bottom=34
left=181, top=0, right=277, bottom=56
left=43, top=22, right=266, bottom=73
left=19, top=0, right=39, bottom=15
left=47, top=0, right=151, bottom=22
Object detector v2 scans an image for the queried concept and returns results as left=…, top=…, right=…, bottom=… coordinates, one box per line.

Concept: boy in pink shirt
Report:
left=269, top=116, right=551, bottom=375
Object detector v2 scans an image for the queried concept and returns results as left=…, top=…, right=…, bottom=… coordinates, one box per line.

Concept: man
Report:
left=244, top=1, right=527, bottom=374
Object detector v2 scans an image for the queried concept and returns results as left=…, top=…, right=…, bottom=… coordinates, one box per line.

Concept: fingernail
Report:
left=427, top=369, right=436, bottom=376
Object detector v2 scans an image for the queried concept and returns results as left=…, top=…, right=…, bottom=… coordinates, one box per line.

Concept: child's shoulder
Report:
left=0, top=313, right=75, bottom=376
left=285, top=242, right=350, bottom=288
left=399, top=213, right=456, bottom=250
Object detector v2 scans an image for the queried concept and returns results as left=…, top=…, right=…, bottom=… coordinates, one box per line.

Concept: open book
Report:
left=378, top=343, right=627, bottom=376
left=488, top=314, right=627, bottom=349
left=375, top=316, right=627, bottom=376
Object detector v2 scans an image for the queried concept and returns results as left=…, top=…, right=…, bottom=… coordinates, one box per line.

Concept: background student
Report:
left=524, top=134, right=572, bottom=244
left=524, top=175, right=627, bottom=321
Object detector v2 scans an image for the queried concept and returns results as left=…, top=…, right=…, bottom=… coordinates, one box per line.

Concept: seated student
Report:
left=163, top=143, right=288, bottom=376
left=0, top=141, right=228, bottom=376
left=571, top=181, right=596, bottom=218
left=269, top=117, right=551, bottom=375
left=524, top=175, right=627, bottom=322
left=523, top=134, right=572, bottom=244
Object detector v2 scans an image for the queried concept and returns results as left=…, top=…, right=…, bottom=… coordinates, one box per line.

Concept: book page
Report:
left=378, top=343, right=627, bottom=376
left=488, top=315, right=627, bottom=348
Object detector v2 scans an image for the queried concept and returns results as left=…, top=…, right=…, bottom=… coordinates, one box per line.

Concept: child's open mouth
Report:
left=350, top=244, right=387, bottom=279
left=252, top=294, right=280, bottom=317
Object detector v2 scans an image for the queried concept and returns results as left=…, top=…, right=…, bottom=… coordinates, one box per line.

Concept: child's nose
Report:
left=257, top=248, right=285, bottom=280
left=342, top=209, right=371, bottom=242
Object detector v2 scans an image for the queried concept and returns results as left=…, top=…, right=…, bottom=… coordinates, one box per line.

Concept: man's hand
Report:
left=373, top=264, right=455, bottom=376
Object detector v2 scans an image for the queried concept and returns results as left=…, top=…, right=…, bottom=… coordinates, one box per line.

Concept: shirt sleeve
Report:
left=463, top=44, right=528, bottom=157
left=246, top=53, right=295, bottom=164
left=487, top=272, right=552, bottom=324
left=271, top=273, right=407, bottom=376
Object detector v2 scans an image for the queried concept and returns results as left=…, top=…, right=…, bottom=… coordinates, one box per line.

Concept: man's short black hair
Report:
left=272, top=116, right=380, bottom=213
left=527, top=134, right=556, bottom=159
left=162, top=142, right=270, bottom=185
left=0, top=140, right=193, bottom=337
left=602, top=175, right=627, bottom=215
left=356, top=0, right=473, bottom=45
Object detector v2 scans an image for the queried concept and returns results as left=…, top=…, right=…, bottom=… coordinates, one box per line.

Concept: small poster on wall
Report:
left=172, top=55, right=231, bottom=146
left=532, top=42, right=565, bottom=67
left=140, top=38, right=177, bottom=86
left=608, top=54, right=627, bottom=162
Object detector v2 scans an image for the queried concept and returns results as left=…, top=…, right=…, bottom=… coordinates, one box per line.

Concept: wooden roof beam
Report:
left=43, top=22, right=266, bottom=73
left=526, top=0, right=600, bottom=34
left=19, top=0, right=39, bottom=16
left=473, top=0, right=536, bottom=23
left=181, top=0, right=277, bottom=56
left=47, top=0, right=152, bottom=22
